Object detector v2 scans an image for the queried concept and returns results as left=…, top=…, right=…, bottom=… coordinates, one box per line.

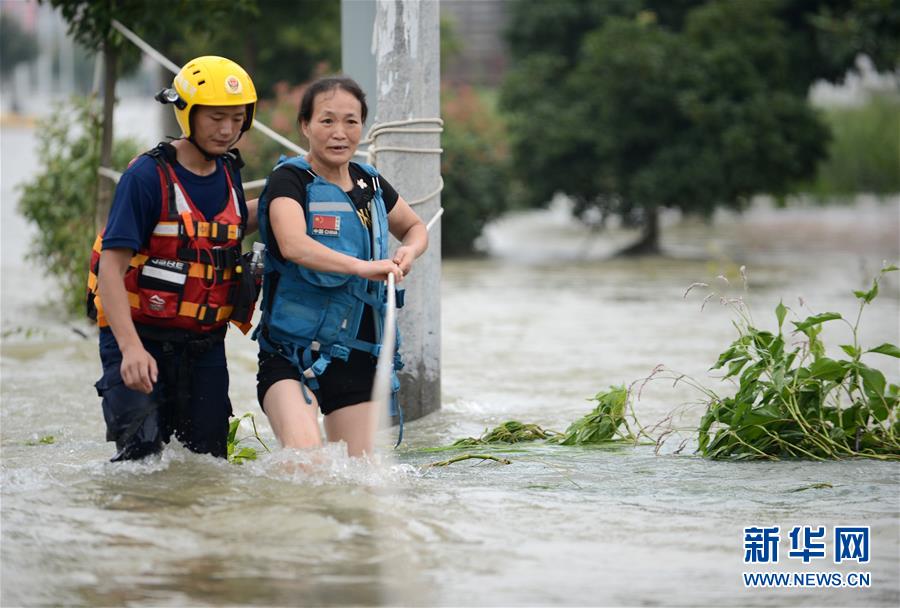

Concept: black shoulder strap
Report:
left=224, top=148, right=245, bottom=171
left=146, top=143, right=178, bottom=220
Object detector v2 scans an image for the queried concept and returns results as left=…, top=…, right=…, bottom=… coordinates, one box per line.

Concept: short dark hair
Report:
left=298, top=76, right=368, bottom=125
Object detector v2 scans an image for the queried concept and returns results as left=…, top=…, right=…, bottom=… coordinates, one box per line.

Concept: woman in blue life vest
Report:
left=254, top=76, right=428, bottom=457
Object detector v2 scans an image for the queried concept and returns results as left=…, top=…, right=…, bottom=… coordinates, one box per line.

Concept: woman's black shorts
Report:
left=256, top=348, right=376, bottom=415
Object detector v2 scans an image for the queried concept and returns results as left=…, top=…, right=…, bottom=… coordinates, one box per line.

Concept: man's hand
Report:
left=120, top=344, right=158, bottom=394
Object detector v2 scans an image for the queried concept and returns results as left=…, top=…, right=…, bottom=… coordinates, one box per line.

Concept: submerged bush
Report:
left=689, top=265, right=899, bottom=460
left=803, top=93, right=900, bottom=198
left=18, top=96, right=140, bottom=315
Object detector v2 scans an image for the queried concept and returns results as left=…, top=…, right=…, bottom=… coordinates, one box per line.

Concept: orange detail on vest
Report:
left=181, top=211, right=196, bottom=238
left=86, top=153, right=246, bottom=333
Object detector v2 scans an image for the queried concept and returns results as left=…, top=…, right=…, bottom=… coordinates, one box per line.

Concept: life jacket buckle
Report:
left=330, top=344, right=351, bottom=360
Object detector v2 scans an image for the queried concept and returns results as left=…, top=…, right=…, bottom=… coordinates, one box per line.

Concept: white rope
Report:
left=362, top=117, right=444, bottom=209
left=360, top=118, right=444, bottom=164
left=251, top=121, right=307, bottom=157
left=111, top=19, right=180, bottom=74
left=425, top=207, right=444, bottom=232
left=243, top=178, right=267, bottom=190
left=98, top=166, right=122, bottom=183
left=370, top=271, right=397, bottom=435
left=406, top=176, right=443, bottom=207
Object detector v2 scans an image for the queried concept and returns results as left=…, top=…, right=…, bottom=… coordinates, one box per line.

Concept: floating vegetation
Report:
left=25, top=435, right=55, bottom=446
left=682, top=264, right=900, bottom=461
left=427, top=454, right=512, bottom=467
left=1, top=326, right=50, bottom=340
left=227, top=413, right=270, bottom=464
left=452, top=421, right=562, bottom=447
left=788, top=483, right=834, bottom=492
left=420, top=387, right=646, bottom=463
left=549, top=385, right=640, bottom=445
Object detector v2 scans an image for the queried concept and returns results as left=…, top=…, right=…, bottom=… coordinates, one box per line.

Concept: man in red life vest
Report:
left=87, top=56, right=259, bottom=461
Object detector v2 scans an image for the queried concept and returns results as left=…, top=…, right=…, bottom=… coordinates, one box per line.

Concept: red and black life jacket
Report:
left=86, top=143, right=255, bottom=335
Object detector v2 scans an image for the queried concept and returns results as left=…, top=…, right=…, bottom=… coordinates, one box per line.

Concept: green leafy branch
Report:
left=227, top=413, right=270, bottom=465
left=681, top=264, right=900, bottom=460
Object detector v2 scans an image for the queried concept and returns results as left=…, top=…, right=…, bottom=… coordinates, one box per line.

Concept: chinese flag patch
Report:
left=311, top=214, right=340, bottom=236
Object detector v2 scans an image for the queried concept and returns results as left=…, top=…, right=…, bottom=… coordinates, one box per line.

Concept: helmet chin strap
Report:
left=186, top=131, right=244, bottom=161
left=186, top=136, right=218, bottom=161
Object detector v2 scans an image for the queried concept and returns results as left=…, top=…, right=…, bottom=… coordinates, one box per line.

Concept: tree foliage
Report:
left=18, top=98, right=140, bottom=314
left=440, top=86, right=512, bottom=256
left=165, top=0, right=339, bottom=97
left=500, top=0, right=900, bottom=253
left=0, top=12, right=39, bottom=79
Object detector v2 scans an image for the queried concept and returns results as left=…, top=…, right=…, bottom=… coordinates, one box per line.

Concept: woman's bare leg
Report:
left=263, top=379, right=323, bottom=449
left=323, top=401, right=378, bottom=457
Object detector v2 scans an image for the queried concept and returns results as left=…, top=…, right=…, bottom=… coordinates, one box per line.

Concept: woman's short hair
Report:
left=298, top=76, right=368, bottom=125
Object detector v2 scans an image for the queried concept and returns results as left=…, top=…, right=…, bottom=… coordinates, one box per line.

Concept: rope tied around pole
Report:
left=360, top=118, right=444, bottom=207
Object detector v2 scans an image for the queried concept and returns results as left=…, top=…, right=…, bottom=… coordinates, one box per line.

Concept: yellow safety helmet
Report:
left=156, top=56, right=257, bottom=138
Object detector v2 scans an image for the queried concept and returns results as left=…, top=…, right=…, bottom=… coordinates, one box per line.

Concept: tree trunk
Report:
left=619, top=203, right=661, bottom=256
left=95, top=42, right=118, bottom=233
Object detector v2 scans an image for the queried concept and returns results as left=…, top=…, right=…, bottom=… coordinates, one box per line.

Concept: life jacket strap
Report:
left=123, top=292, right=234, bottom=325
left=176, top=245, right=242, bottom=270
left=181, top=220, right=243, bottom=243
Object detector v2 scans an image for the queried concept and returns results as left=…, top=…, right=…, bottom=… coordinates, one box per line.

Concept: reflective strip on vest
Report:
left=173, top=182, right=192, bottom=214
left=141, top=264, right=188, bottom=285
left=309, top=201, right=355, bottom=212
left=152, top=222, right=180, bottom=236
left=128, top=253, right=232, bottom=280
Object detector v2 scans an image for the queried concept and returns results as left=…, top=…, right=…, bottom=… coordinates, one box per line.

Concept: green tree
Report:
left=440, top=86, right=511, bottom=256
left=165, top=0, right=340, bottom=98
left=0, top=12, right=39, bottom=79
left=500, top=0, right=900, bottom=254
left=41, top=0, right=252, bottom=231
left=18, top=98, right=140, bottom=314
left=0, top=12, right=40, bottom=112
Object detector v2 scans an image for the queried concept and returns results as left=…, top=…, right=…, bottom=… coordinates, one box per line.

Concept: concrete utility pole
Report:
left=342, top=0, right=442, bottom=422
left=340, top=0, right=378, bottom=128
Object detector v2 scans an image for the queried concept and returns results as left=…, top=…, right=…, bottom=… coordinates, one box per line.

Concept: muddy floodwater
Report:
left=2, top=123, right=899, bottom=606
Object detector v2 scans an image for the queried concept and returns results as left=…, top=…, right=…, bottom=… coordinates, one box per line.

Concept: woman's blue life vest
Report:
left=253, top=155, right=404, bottom=415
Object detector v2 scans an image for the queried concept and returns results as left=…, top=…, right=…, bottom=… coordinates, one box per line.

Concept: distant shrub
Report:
left=803, top=93, right=900, bottom=198
left=18, top=97, right=141, bottom=315
left=440, top=85, right=512, bottom=256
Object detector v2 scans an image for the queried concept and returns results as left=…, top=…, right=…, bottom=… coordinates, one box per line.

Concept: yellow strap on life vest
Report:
left=193, top=221, right=241, bottom=241
left=125, top=292, right=233, bottom=322
left=181, top=212, right=195, bottom=238
left=178, top=301, right=234, bottom=322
